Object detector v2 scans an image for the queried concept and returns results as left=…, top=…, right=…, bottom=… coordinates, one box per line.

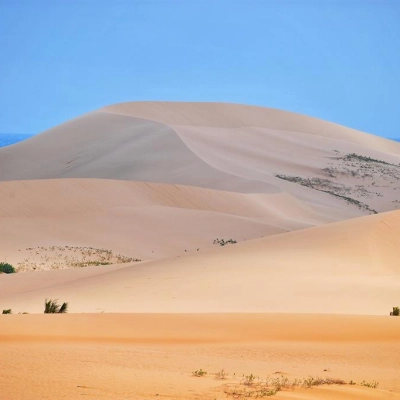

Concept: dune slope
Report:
left=1, top=102, right=400, bottom=216
left=1, top=210, right=400, bottom=315
left=0, top=178, right=338, bottom=268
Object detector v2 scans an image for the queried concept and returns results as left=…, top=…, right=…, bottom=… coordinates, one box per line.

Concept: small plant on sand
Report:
left=242, top=373, right=257, bottom=386
left=0, top=262, right=16, bottom=274
left=390, top=306, right=399, bottom=316
left=192, top=369, right=207, bottom=377
left=342, top=153, right=393, bottom=166
left=360, top=380, right=379, bottom=389
left=44, top=298, right=68, bottom=313
left=302, top=377, right=346, bottom=388
left=2, top=309, right=12, bottom=314
left=225, top=375, right=347, bottom=398
left=215, top=369, right=228, bottom=380
left=213, top=238, right=237, bottom=246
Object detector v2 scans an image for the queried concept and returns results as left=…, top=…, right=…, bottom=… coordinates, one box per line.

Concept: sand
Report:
left=1, top=210, right=400, bottom=314
left=0, top=178, right=338, bottom=269
left=1, top=314, right=400, bottom=399
left=1, top=102, right=400, bottom=399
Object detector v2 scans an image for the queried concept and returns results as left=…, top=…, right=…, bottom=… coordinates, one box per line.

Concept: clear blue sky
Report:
left=1, top=0, right=399, bottom=138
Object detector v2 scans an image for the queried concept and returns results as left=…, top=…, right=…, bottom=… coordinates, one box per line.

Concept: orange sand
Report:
left=1, top=314, right=399, bottom=399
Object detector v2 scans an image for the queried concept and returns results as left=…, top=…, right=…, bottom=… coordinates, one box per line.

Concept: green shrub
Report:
left=0, top=262, right=16, bottom=274
left=392, top=307, right=399, bottom=316
left=44, top=299, right=68, bottom=313
left=192, top=369, right=207, bottom=377
left=2, top=309, right=12, bottom=314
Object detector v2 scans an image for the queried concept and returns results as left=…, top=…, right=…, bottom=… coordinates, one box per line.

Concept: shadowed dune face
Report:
left=0, top=112, right=276, bottom=193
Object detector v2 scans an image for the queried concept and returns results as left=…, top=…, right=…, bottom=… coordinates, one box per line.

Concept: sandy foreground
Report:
left=1, top=314, right=399, bottom=400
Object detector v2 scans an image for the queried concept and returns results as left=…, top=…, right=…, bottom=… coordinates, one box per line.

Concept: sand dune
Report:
left=2, top=102, right=400, bottom=272
left=0, top=178, right=339, bottom=269
left=2, top=210, right=400, bottom=315
left=0, top=179, right=322, bottom=219
left=1, top=102, right=399, bottom=216
left=2, top=102, right=400, bottom=399
left=100, top=102, right=399, bottom=151
left=0, top=112, right=275, bottom=194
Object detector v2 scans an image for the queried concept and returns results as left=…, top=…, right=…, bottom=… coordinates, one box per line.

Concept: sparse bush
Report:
left=343, top=153, right=392, bottom=166
left=213, top=238, right=237, bottom=246
left=360, top=380, right=379, bottom=389
left=44, top=298, right=68, bottom=313
left=243, top=373, right=257, bottom=386
left=17, top=246, right=141, bottom=272
left=0, top=262, right=16, bottom=274
left=225, top=374, right=348, bottom=398
left=391, top=306, right=399, bottom=316
left=192, top=369, right=207, bottom=377
left=215, top=369, right=228, bottom=380
left=275, top=174, right=377, bottom=214
left=2, top=309, right=12, bottom=314
left=302, top=376, right=345, bottom=388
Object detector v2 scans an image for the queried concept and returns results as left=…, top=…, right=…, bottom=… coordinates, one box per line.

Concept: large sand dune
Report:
left=1, top=210, right=400, bottom=315
left=1, top=102, right=400, bottom=271
left=1, top=102, right=400, bottom=399
left=0, top=178, right=353, bottom=269
left=1, top=102, right=400, bottom=214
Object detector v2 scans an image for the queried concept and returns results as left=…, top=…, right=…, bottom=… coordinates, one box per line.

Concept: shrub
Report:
left=215, top=369, right=228, bottom=380
left=243, top=373, right=257, bottom=386
left=192, top=369, right=207, bottom=377
left=213, top=238, right=237, bottom=246
left=44, top=299, right=68, bottom=313
left=2, top=309, right=12, bottom=314
left=392, top=307, right=399, bottom=316
left=360, top=380, right=379, bottom=388
left=0, top=262, right=16, bottom=274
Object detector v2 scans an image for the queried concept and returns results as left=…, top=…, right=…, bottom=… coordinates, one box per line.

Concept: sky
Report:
left=0, top=0, right=399, bottom=138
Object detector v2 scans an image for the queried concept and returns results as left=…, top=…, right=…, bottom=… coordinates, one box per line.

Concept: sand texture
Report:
left=1, top=314, right=400, bottom=399
left=1, top=102, right=400, bottom=399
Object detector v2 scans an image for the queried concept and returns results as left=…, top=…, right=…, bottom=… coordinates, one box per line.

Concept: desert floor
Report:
left=1, top=314, right=400, bottom=400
